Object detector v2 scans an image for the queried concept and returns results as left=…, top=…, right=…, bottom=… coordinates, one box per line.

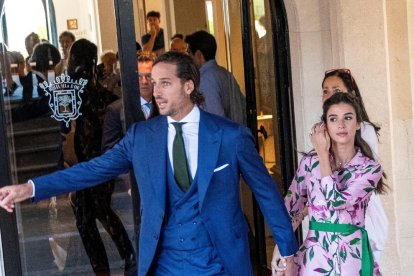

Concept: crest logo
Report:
left=39, top=74, right=88, bottom=127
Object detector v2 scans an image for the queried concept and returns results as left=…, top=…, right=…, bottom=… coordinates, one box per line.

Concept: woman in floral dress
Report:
left=275, top=92, right=386, bottom=276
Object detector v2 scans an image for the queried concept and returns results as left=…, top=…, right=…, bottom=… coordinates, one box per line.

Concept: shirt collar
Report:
left=167, top=105, right=200, bottom=124
left=199, top=59, right=217, bottom=74
left=140, top=96, right=150, bottom=106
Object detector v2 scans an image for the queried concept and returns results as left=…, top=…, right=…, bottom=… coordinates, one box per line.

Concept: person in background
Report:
left=65, top=39, right=134, bottom=275
left=25, top=32, right=40, bottom=58
left=7, top=51, right=28, bottom=96
left=24, top=32, right=40, bottom=72
left=55, top=31, right=76, bottom=75
left=97, top=50, right=121, bottom=99
left=102, top=53, right=158, bottom=152
left=169, top=33, right=187, bottom=53
left=101, top=53, right=158, bottom=226
left=0, top=44, right=16, bottom=95
left=185, top=30, right=246, bottom=125
left=273, top=92, right=387, bottom=275
left=17, top=43, right=60, bottom=104
left=141, top=10, right=165, bottom=55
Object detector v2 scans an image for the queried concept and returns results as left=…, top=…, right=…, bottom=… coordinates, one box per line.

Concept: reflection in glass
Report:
left=1, top=1, right=135, bottom=275
left=251, top=0, right=283, bottom=268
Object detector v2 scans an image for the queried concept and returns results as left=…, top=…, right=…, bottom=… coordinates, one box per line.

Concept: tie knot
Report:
left=145, top=102, right=152, bottom=109
left=171, top=122, right=186, bottom=134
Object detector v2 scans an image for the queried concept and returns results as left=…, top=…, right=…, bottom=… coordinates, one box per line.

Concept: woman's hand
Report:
left=310, top=122, right=330, bottom=156
left=310, top=122, right=332, bottom=177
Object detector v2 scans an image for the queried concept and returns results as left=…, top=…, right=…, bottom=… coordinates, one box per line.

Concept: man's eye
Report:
left=333, top=89, right=342, bottom=93
left=161, top=81, right=171, bottom=87
left=345, top=116, right=353, bottom=120
left=329, top=118, right=337, bottom=122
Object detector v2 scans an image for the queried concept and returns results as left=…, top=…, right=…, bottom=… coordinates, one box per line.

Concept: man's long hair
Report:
left=153, top=52, right=204, bottom=105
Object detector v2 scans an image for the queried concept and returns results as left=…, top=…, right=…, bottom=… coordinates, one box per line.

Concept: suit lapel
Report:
left=147, top=116, right=168, bottom=211
left=197, top=111, right=222, bottom=208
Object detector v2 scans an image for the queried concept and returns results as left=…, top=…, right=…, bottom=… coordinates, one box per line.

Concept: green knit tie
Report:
left=172, top=122, right=192, bottom=192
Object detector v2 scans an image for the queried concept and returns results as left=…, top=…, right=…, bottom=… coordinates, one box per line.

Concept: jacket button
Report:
left=153, top=235, right=159, bottom=240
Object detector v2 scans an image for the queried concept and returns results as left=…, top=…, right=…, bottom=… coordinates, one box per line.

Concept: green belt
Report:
left=309, top=221, right=373, bottom=276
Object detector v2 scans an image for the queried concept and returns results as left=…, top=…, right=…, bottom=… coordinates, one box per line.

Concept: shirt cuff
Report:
left=282, top=254, right=294, bottom=258
left=28, top=179, right=35, bottom=198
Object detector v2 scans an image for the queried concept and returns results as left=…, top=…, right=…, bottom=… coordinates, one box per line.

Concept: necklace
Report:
left=331, top=150, right=356, bottom=171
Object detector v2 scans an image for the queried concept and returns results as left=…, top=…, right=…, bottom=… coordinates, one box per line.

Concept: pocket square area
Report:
left=213, top=164, right=229, bottom=172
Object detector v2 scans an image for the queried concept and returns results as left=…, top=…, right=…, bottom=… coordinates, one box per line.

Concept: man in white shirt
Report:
left=0, top=52, right=297, bottom=276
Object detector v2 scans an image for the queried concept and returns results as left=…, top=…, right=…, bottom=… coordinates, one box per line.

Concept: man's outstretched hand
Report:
left=0, top=183, right=33, bottom=212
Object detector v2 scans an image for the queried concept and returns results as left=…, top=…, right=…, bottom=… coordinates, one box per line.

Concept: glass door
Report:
left=0, top=0, right=138, bottom=274
left=247, top=0, right=298, bottom=271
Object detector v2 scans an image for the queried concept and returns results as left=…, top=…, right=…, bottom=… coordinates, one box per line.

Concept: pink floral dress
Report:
left=285, top=148, right=383, bottom=275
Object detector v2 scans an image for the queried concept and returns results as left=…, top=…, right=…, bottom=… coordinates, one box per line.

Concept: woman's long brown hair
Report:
left=322, top=92, right=388, bottom=194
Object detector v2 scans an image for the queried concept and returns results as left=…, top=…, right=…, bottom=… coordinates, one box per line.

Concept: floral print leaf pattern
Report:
left=340, top=246, right=347, bottom=262
left=332, top=200, right=346, bottom=207
left=308, top=236, right=318, bottom=243
left=340, top=171, right=352, bottom=182
left=323, top=236, right=329, bottom=252
left=310, top=247, right=315, bottom=261
left=350, top=238, right=361, bottom=245
left=364, top=187, right=374, bottom=193
left=297, top=176, right=305, bottom=183
left=311, top=160, right=320, bottom=170
left=285, top=149, right=383, bottom=275
left=314, top=268, right=329, bottom=273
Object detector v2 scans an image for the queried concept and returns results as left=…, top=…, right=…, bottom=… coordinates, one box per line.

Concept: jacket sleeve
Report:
left=32, top=123, right=138, bottom=201
left=236, top=126, right=298, bottom=256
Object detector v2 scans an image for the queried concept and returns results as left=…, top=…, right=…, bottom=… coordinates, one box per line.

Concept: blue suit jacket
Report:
left=33, top=110, right=298, bottom=275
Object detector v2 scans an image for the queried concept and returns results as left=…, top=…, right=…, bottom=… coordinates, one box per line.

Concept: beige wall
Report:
left=386, top=1, right=414, bottom=274
left=54, top=0, right=100, bottom=47
left=173, top=0, right=207, bottom=37
left=96, top=0, right=118, bottom=53
left=287, top=0, right=414, bottom=274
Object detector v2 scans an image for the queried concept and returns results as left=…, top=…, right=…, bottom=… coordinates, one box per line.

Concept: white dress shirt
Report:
left=140, top=96, right=152, bottom=119
left=167, top=105, right=200, bottom=179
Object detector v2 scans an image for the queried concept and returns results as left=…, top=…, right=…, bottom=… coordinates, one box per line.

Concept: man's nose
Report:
left=152, top=84, right=160, bottom=95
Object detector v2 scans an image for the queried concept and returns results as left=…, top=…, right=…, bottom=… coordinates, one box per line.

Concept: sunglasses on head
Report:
left=325, top=68, right=355, bottom=91
left=325, top=68, right=351, bottom=75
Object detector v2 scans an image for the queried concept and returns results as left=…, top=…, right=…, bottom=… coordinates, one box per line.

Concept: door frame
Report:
left=0, top=0, right=141, bottom=274
left=240, top=0, right=297, bottom=273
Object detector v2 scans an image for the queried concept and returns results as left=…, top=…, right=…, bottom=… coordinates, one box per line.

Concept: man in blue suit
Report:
left=0, top=52, right=297, bottom=275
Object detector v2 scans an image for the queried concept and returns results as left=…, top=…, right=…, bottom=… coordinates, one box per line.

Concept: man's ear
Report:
left=184, top=80, right=194, bottom=95
left=195, top=50, right=205, bottom=63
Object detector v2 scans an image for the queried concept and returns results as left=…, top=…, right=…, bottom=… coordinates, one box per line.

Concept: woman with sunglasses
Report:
left=273, top=92, right=386, bottom=275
